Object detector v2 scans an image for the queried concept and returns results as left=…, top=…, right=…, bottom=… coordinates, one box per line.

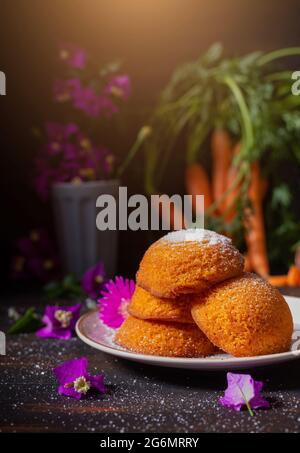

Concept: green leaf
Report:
left=43, top=274, right=85, bottom=300
left=202, top=42, right=223, bottom=65
left=271, top=184, right=292, bottom=209
left=8, top=307, right=42, bottom=334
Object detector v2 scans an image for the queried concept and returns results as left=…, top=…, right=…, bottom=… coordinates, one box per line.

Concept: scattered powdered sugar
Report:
left=162, top=229, right=231, bottom=246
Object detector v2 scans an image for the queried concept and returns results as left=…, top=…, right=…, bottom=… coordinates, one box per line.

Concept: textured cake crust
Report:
left=136, top=229, right=244, bottom=298
left=128, top=286, right=194, bottom=324
left=115, top=316, right=218, bottom=357
left=191, top=273, right=293, bottom=357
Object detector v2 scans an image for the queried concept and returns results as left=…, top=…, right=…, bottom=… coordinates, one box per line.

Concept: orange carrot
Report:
left=153, top=195, right=187, bottom=230
left=185, top=163, right=213, bottom=216
left=287, top=265, right=300, bottom=287
left=211, top=129, right=233, bottom=214
left=294, top=246, right=300, bottom=270
left=223, top=142, right=241, bottom=223
left=268, top=275, right=288, bottom=287
left=244, top=253, right=253, bottom=272
left=169, top=202, right=187, bottom=230
left=244, top=162, right=270, bottom=278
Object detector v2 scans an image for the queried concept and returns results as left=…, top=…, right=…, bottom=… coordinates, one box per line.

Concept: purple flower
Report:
left=59, top=43, right=86, bottom=69
left=98, top=95, right=119, bottom=117
left=73, top=85, right=103, bottom=117
left=36, top=304, right=81, bottom=339
left=34, top=122, right=113, bottom=200
left=219, top=372, right=270, bottom=415
left=53, top=357, right=106, bottom=399
left=98, top=276, right=135, bottom=328
left=105, top=75, right=131, bottom=101
left=11, top=229, right=59, bottom=282
left=81, top=262, right=106, bottom=300
left=53, top=78, right=81, bottom=103
left=46, top=121, right=78, bottom=145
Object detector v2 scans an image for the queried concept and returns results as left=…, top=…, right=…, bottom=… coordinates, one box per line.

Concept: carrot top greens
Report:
left=141, top=44, right=300, bottom=271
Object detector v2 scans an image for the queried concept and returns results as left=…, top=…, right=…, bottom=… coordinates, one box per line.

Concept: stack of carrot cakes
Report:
left=115, top=229, right=293, bottom=358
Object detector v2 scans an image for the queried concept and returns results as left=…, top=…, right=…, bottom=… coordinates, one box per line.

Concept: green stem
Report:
left=258, top=47, right=300, bottom=66
left=117, top=126, right=151, bottom=178
left=186, top=122, right=210, bottom=164
left=222, top=75, right=254, bottom=154
left=237, top=384, right=254, bottom=417
left=265, top=70, right=293, bottom=81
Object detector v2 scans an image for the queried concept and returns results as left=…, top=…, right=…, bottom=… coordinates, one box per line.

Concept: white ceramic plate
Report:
left=76, top=295, right=300, bottom=370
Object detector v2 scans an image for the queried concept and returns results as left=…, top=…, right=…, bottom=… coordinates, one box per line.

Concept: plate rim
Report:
left=75, top=298, right=300, bottom=366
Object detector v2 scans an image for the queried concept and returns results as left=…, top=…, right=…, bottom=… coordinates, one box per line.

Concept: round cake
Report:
left=191, top=273, right=293, bottom=357
left=115, top=316, right=218, bottom=357
left=136, top=229, right=244, bottom=298
left=128, top=286, right=194, bottom=324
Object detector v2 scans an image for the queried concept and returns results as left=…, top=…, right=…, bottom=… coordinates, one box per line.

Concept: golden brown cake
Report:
left=128, top=286, right=194, bottom=324
left=115, top=316, right=218, bottom=357
left=191, top=273, right=293, bottom=357
left=136, top=229, right=244, bottom=298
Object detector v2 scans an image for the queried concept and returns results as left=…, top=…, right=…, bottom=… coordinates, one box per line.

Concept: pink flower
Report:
left=105, top=75, right=131, bottom=101
left=59, top=43, right=86, bottom=69
left=36, top=304, right=81, bottom=339
left=53, top=357, right=106, bottom=399
left=81, top=262, right=106, bottom=300
left=34, top=123, right=114, bottom=200
left=53, top=78, right=81, bottom=103
left=45, top=122, right=78, bottom=156
left=219, top=372, right=270, bottom=415
left=98, top=276, right=135, bottom=328
left=72, top=85, right=102, bottom=117
left=98, top=95, right=119, bottom=117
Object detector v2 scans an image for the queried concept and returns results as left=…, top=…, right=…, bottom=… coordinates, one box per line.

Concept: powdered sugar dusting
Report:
left=162, top=229, right=231, bottom=246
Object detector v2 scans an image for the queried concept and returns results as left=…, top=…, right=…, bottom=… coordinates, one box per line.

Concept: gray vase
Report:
left=52, top=180, right=119, bottom=278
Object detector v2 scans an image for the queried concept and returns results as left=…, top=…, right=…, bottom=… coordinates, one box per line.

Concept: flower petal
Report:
left=53, top=357, right=88, bottom=387
left=89, top=374, right=107, bottom=394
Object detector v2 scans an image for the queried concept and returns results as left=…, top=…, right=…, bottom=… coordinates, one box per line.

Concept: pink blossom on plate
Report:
left=98, top=276, right=135, bottom=328
left=219, top=372, right=270, bottom=415
left=36, top=304, right=81, bottom=339
left=53, top=357, right=106, bottom=399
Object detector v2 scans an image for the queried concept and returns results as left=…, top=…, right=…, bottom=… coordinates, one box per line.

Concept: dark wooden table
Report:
left=1, top=290, right=300, bottom=433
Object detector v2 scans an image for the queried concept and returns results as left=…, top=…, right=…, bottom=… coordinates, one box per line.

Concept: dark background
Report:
left=1, top=0, right=300, bottom=288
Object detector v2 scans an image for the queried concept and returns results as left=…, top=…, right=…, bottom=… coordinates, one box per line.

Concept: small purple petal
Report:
left=36, top=304, right=81, bottom=340
left=219, top=372, right=269, bottom=412
left=53, top=357, right=88, bottom=385
left=53, top=357, right=106, bottom=399
left=89, top=374, right=107, bottom=394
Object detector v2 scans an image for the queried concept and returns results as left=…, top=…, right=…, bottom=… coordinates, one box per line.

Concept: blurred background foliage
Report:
left=1, top=0, right=300, bottom=286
